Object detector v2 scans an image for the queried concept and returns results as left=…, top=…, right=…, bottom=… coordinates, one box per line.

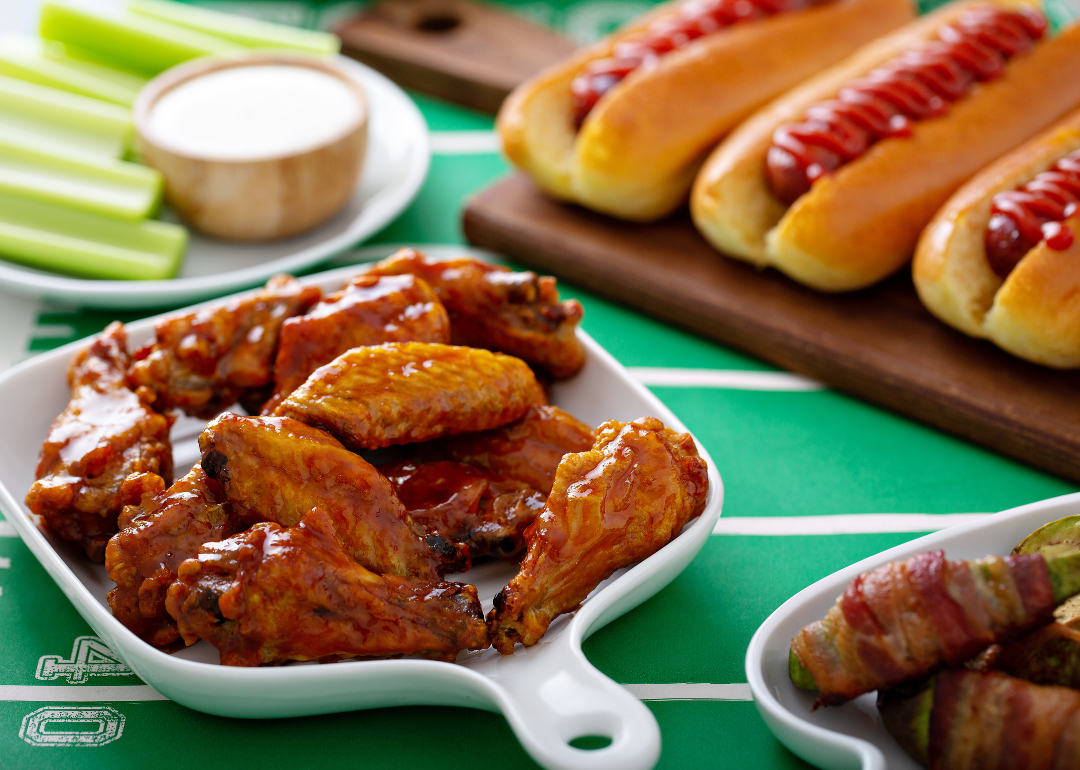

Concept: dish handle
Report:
left=492, top=630, right=661, bottom=770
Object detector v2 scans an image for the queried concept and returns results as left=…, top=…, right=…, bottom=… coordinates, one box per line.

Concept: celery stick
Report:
left=0, top=192, right=186, bottom=280
left=128, top=0, right=340, bottom=55
left=0, top=132, right=162, bottom=220
left=0, top=36, right=146, bottom=105
left=0, top=75, right=131, bottom=158
left=39, top=1, right=241, bottom=77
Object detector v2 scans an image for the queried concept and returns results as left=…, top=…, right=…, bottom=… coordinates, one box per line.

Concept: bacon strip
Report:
left=792, top=550, right=1054, bottom=705
left=912, top=671, right=1080, bottom=770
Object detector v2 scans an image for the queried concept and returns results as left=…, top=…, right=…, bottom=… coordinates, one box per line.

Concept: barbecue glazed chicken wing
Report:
left=127, top=275, right=320, bottom=418
left=166, top=507, right=489, bottom=665
left=262, top=273, right=450, bottom=414
left=488, top=417, right=709, bottom=653
left=381, top=460, right=546, bottom=560
left=420, top=405, right=595, bottom=494
left=362, top=249, right=586, bottom=379
left=274, top=342, right=545, bottom=450
left=105, top=464, right=240, bottom=647
left=199, top=413, right=468, bottom=579
left=26, top=322, right=172, bottom=562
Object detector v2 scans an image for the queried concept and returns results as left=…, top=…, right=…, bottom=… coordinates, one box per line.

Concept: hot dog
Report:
left=497, top=0, right=913, bottom=222
left=914, top=107, right=1080, bottom=367
left=691, top=1, right=1080, bottom=292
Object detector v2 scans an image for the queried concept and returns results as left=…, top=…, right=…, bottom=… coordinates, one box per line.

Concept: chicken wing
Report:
left=380, top=460, right=545, bottom=560
left=199, top=413, right=468, bottom=579
left=487, top=417, right=709, bottom=654
left=105, top=464, right=240, bottom=647
left=273, top=342, right=544, bottom=450
left=362, top=248, right=586, bottom=379
left=419, top=405, right=595, bottom=494
left=26, top=322, right=173, bottom=562
left=262, top=273, right=450, bottom=414
left=127, top=275, right=320, bottom=418
left=166, top=507, right=489, bottom=665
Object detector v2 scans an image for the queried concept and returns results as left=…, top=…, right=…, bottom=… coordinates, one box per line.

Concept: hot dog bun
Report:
left=691, top=1, right=1080, bottom=291
left=914, top=109, right=1080, bottom=367
left=498, top=0, right=914, bottom=222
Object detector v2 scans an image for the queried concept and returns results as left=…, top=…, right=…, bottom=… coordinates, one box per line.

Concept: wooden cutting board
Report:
left=334, top=0, right=575, bottom=113
left=463, top=173, right=1080, bottom=484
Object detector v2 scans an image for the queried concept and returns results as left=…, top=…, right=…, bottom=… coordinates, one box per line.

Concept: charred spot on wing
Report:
left=540, top=304, right=568, bottom=328
left=198, top=588, right=227, bottom=624
left=201, top=449, right=230, bottom=484
left=492, top=590, right=505, bottom=612
left=493, top=536, right=518, bottom=558
left=493, top=271, right=539, bottom=305
left=425, top=533, right=458, bottom=558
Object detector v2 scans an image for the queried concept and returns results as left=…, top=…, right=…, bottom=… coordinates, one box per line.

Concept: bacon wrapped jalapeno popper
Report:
left=789, top=548, right=1080, bottom=706
left=878, top=669, right=1080, bottom=770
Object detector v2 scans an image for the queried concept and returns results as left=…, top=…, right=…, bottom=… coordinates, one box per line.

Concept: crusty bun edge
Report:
left=496, top=5, right=669, bottom=201
left=985, top=214, right=1080, bottom=368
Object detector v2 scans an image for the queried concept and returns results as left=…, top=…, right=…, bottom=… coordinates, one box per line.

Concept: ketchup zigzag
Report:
left=765, top=4, right=1048, bottom=204
left=985, top=149, right=1080, bottom=278
left=570, top=0, right=831, bottom=127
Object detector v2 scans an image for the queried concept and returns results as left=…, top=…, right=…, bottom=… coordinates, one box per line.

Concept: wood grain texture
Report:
left=334, top=0, right=575, bottom=114
left=463, top=173, right=1080, bottom=483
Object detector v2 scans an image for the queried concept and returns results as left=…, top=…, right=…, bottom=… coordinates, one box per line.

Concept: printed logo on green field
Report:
left=19, top=706, right=125, bottom=747
left=35, top=637, right=132, bottom=684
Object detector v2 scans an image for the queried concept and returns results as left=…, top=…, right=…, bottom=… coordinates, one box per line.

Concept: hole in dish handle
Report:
left=495, top=634, right=661, bottom=770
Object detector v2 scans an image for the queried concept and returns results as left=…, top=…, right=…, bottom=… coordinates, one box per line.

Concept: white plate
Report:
left=0, top=257, right=724, bottom=770
left=746, top=492, right=1080, bottom=770
left=0, top=57, right=430, bottom=310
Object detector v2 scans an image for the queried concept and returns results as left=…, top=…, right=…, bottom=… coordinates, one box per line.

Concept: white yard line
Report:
left=429, top=130, right=501, bottom=155
left=712, top=513, right=991, bottom=536
left=625, top=683, right=752, bottom=701
left=0, top=685, right=167, bottom=702
left=628, top=368, right=825, bottom=391
left=30, top=324, right=77, bottom=340
left=0, top=522, right=16, bottom=538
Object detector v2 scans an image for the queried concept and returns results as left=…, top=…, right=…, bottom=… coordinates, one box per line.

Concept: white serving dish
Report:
left=0, top=254, right=724, bottom=770
left=0, top=56, right=429, bottom=309
left=746, top=492, right=1080, bottom=770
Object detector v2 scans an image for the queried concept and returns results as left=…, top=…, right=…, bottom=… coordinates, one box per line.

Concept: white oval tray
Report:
left=746, top=492, right=1080, bottom=770
left=0, top=57, right=430, bottom=309
left=0, top=256, right=724, bottom=770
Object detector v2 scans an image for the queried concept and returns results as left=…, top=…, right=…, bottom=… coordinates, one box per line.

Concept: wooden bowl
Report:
left=134, top=52, right=368, bottom=242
